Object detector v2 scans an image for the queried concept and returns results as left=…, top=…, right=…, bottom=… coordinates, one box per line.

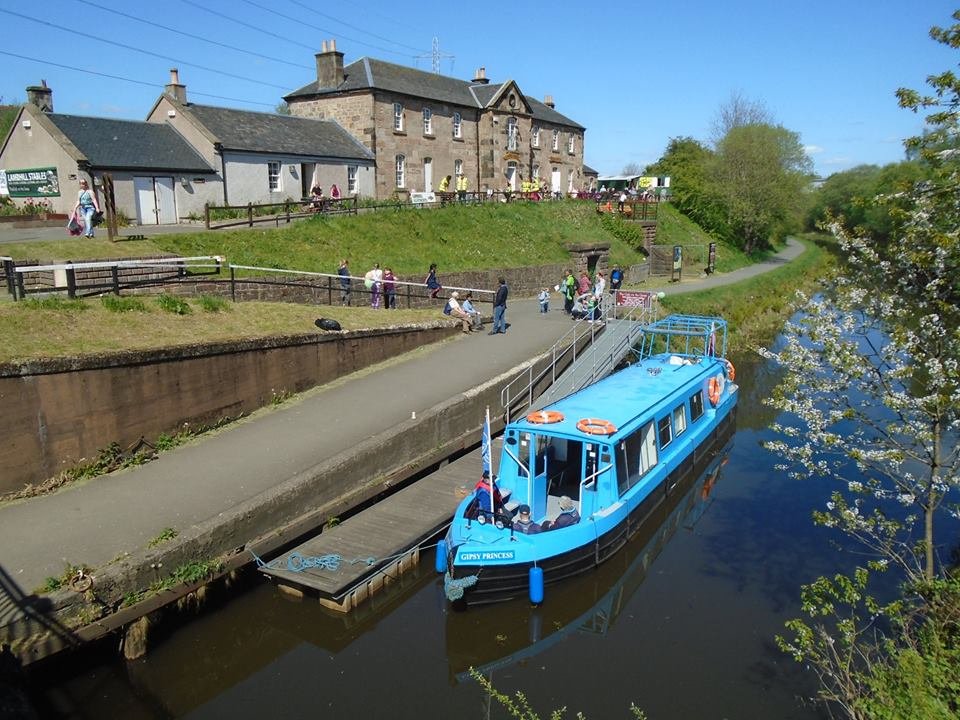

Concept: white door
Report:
left=551, top=168, right=561, bottom=195
left=424, top=158, right=433, bottom=192
left=155, top=177, right=177, bottom=224
left=134, top=176, right=157, bottom=225
left=506, top=162, right=518, bottom=190
left=134, top=176, right=178, bottom=225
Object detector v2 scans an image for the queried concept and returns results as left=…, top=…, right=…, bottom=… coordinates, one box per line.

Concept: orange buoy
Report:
left=724, top=359, right=736, bottom=382
left=576, top=417, right=617, bottom=435
left=707, top=375, right=723, bottom=406
left=527, top=410, right=565, bottom=424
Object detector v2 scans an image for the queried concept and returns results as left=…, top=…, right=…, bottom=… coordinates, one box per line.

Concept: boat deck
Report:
left=259, top=440, right=500, bottom=611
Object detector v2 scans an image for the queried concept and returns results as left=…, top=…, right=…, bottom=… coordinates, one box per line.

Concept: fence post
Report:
left=230, top=266, right=236, bottom=302
left=65, top=261, right=76, bottom=299
left=111, top=265, right=120, bottom=295
left=16, top=268, right=25, bottom=302
left=285, top=201, right=291, bottom=224
left=3, top=259, right=15, bottom=298
left=247, top=203, right=253, bottom=227
left=205, top=202, right=210, bottom=230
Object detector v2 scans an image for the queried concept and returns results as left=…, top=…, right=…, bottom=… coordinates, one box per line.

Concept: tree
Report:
left=711, top=123, right=813, bottom=253
left=709, top=90, right=773, bottom=147
left=275, top=101, right=291, bottom=115
left=621, top=162, right=642, bottom=176
left=763, top=10, right=960, bottom=717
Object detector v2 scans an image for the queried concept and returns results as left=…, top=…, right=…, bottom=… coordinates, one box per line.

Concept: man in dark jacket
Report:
left=489, top=277, right=509, bottom=334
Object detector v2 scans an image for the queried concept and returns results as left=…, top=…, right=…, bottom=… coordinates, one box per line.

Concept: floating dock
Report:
left=259, top=442, right=499, bottom=612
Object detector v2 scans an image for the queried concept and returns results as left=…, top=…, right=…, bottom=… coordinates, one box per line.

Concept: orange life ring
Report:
left=576, top=417, right=618, bottom=435
left=724, top=359, right=736, bottom=382
left=707, top=375, right=723, bottom=406
left=527, top=410, right=565, bottom=424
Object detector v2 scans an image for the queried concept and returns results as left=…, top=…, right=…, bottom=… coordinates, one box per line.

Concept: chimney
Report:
left=473, top=67, right=489, bottom=85
left=315, top=38, right=344, bottom=88
left=165, top=68, right=187, bottom=103
left=544, top=95, right=555, bottom=109
left=26, top=80, right=53, bottom=113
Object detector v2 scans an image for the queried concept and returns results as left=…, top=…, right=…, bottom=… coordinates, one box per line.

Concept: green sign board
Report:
left=4, top=167, right=61, bottom=198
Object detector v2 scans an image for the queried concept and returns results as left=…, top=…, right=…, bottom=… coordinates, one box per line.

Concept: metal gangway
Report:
left=501, top=298, right=659, bottom=421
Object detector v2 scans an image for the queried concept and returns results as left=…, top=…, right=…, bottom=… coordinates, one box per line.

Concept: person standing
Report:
left=383, top=267, right=397, bottom=309
left=456, top=173, right=468, bottom=202
left=366, top=263, right=383, bottom=308
left=489, top=277, right=508, bottom=335
left=563, top=269, right=576, bottom=314
left=338, top=259, right=352, bottom=306
left=578, top=270, right=591, bottom=296
left=610, top=264, right=623, bottom=294
left=538, top=287, right=550, bottom=313
left=74, top=178, right=100, bottom=238
left=424, top=263, right=442, bottom=298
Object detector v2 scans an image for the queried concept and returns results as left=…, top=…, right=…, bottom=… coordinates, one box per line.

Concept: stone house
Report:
left=285, top=40, right=586, bottom=200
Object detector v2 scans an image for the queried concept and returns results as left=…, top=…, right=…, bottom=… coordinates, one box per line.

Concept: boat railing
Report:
left=500, top=299, right=657, bottom=422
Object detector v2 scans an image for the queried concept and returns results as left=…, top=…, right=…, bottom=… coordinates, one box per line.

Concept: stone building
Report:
left=285, top=40, right=586, bottom=200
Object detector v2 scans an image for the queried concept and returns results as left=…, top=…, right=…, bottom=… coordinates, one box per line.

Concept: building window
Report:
left=531, top=125, right=540, bottom=148
left=423, top=107, right=432, bottom=135
left=268, top=161, right=281, bottom=192
left=395, top=155, right=405, bottom=188
left=567, top=134, right=575, bottom=154
left=533, top=164, right=540, bottom=181
left=507, top=117, right=518, bottom=151
left=347, top=166, right=357, bottom=195
left=453, top=112, right=462, bottom=139
left=552, top=129, right=559, bottom=151
left=454, top=159, right=463, bottom=180
left=393, top=103, right=404, bottom=132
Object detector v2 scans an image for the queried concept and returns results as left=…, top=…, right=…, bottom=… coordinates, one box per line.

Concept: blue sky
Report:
left=2, top=0, right=956, bottom=178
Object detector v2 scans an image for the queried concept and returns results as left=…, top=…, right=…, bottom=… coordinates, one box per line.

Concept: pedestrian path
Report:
left=0, top=238, right=805, bottom=596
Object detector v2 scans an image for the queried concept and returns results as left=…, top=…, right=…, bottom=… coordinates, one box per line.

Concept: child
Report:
left=538, top=287, right=550, bottom=313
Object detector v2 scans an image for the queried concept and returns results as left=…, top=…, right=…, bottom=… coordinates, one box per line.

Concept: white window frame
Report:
left=347, top=166, right=357, bottom=195
left=552, top=129, right=560, bottom=151
left=452, top=111, right=462, bottom=139
left=672, top=404, right=687, bottom=436
left=531, top=125, right=540, bottom=148
left=395, top=155, right=405, bottom=188
left=423, top=107, right=432, bottom=135
left=567, top=134, right=575, bottom=154
left=533, top=164, right=540, bottom=181
left=507, top=117, right=518, bottom=151
left=454, top=159, right=463, bottom=180
left=268, top=161, right=281, bottom=192
left=393, top=103, right=404, bottom=132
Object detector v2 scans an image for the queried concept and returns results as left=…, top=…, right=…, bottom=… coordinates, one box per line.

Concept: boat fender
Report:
left=576, top=417, right=618, bottom=435
left=529, top=566, right=544, bottom=605
left=435, top=539, right=448, bottom=574
left=724, top=359, right=736, bottom=382
left=527, top=410, right=565, bottom=424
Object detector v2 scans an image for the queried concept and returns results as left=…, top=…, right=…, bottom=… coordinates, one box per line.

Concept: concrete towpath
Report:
left=0, top=238, right=804, bottom=596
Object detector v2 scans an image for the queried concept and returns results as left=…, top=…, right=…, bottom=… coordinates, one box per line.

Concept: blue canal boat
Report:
left=441, top=314, right=738, bottom=606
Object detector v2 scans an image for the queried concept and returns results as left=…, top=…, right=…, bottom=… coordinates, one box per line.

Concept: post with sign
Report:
left=707, top=242, right=716, bottom=275
left=672, top=245, right=682, bottom=282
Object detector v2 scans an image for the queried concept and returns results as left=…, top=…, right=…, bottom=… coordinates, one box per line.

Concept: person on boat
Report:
left=465, top=470, right=503, bottom=520
left=542, top=496, right=579, bottom=531
left=512, top=504, right=541, bottom=534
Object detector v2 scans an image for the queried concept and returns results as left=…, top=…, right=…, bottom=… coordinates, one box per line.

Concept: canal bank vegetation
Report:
left=760, top=14, right=960, bottom=719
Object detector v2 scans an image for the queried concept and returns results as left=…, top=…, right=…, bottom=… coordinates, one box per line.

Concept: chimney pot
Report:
left=321, top=40, right=327, bottom=53
left=26, top=81, right=53, bottom=112
left=544, top=94, right=555, bottom=109
left=330, top=38, right=337, bottom=52
left=165, top=68, right=187, bottom=104
left=473, top=67, right=489, bottom=84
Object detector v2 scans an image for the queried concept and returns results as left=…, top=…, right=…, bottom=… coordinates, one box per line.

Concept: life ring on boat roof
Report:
left=724, top=359, right=736, bottom=382
left=527, top=410, right=565, bottom=424
left=576, top=417, right=618, bottom=435
left=707, top=374, right=725, bottom=406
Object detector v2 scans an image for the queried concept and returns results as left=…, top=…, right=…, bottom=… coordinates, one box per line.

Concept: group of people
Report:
left=441, top=276, right=508, bottom=336
left=337, top=259, right=398, bottom=309
left=309, top=183, right=342, bottom=211
left=437, top=175, right=469, bottom=202
left=555, top=266, right=622, bottom=323
left=466, top=471, right=579, bottom=534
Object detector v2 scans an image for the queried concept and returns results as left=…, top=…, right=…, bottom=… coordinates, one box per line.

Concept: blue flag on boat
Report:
left=481, top=407, right=491, bottom=476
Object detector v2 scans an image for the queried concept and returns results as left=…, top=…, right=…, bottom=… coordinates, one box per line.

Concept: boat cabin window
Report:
left=689, top=390, right=704, bottom=422
left=673, top=404, right=687, bottom=436
left=615, top=421, right=658, bottom=496
left=584, top=443, right=598, bottom=488
left=657, top=416, right=672, bottom=449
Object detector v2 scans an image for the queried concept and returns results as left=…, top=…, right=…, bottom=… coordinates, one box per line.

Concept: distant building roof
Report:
left=583, top=164, right=599, bottom=176
left=45, top=113, right=214, bottom=172
left=179, top=103, right=375, bottom=161
left=286, top=57, right=584, bottom=131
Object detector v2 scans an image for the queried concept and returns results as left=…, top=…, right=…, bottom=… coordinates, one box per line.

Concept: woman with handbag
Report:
left=73, top=178, right=101, bottom=238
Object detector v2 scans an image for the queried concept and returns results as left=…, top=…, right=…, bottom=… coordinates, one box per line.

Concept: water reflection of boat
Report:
left=446, top=440, right=734, bottom=682
left=442, top=315, right=738, bottom=606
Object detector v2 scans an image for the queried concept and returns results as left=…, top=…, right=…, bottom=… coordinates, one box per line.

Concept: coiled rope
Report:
left=250, top=541, right=444, bottom=575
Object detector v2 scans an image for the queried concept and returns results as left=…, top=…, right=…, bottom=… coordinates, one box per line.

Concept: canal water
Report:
left=36, top=351, right=846, bottom=719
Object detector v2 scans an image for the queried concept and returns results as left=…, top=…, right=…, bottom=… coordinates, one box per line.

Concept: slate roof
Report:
left=45, top=114, right=214, bottom=172
left=286, top=57, right=585, bottom=130
left=181, top=104, right=375, bottom=161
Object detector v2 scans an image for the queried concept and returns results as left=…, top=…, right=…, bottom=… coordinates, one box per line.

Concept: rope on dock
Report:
left=250, top=541, right=446, bottom=575
left=443, top=573, right=478, bottom=601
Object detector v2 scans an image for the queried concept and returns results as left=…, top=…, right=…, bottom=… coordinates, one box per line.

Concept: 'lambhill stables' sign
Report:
left=5, top=167, right=61, bottom=198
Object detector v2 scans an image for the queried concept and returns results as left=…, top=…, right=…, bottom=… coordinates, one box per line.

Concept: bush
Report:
left=197, top=295, right=229, bottom=312
left=156, top=294, right=191, bottom=315
left=101, top=295, right=147, bottom=313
